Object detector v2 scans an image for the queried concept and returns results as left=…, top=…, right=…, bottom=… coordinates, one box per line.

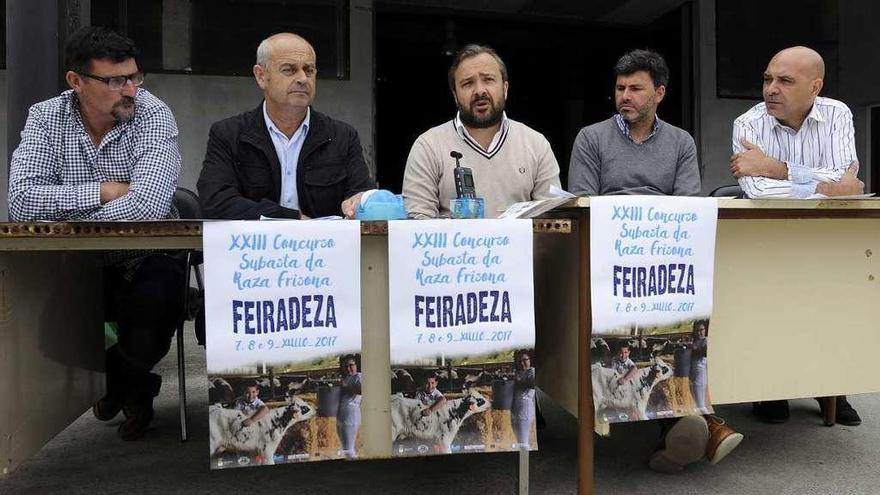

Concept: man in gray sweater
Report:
left=567, top=51, right=701, bottom=197
left=568, top=50, right=740, bottom=474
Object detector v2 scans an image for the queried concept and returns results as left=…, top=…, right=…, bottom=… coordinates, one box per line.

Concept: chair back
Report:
left=173, top=187, right=202, bottom=219
left=708, top=184, right=745, bottom=198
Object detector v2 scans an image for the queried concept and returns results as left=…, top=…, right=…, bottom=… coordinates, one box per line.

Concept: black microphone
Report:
left=450, top=151, right=475, bottom=199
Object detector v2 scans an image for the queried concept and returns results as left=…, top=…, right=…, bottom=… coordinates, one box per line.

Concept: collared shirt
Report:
left=416, top=388, right=444, bottom=407
left=263, top=103, right=310, bottom=210
left=614, top=113, right=661, bottom=144
left=733, top=96, right=858, bottom=198
left=9, top=88, right=181, bottom=221
left=611, top=357, right=636, bottom=376
left=453, top=111, right=510, bottom=159
left=235, top=396, right=266, bottom=416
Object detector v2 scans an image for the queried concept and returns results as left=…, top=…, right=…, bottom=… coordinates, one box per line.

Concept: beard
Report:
left=458, top=95, right=505, bottom=129
left=616, top=99, right=655, bottom=126
left=111, top=96, right=136, bottom=123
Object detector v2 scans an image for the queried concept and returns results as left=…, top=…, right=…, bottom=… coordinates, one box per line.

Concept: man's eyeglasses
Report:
left=78, top=72, right=145, bottom=90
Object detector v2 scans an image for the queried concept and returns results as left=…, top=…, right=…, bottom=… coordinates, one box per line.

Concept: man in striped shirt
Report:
left=732, top=47, right=863, bottom=425
left=731, top=46, right=864, bottom=199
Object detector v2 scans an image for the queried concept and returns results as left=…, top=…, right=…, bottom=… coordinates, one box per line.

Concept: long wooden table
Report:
left=3, top=201, right=880, bottom=494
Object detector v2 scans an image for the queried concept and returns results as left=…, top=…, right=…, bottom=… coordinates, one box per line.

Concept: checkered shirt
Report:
left=8, top=88, right=182, bottom=273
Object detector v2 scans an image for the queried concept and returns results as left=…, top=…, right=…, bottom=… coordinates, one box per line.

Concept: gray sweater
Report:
left=567, top=117, right=701, bottom=196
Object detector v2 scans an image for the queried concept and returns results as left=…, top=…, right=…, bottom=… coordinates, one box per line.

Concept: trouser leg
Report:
left=107, top=254, right=186, bottom=402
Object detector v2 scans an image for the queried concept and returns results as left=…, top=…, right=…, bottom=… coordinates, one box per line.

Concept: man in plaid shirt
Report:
left=8, top=27, right=185, bottom=440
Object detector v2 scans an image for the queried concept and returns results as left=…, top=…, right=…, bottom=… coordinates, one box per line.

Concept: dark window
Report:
left=0, top=0, right=6, bottom=69
left=716, top=0, right=839, bottom=99
left=190, top=0, right=349, bottom=79
left=91, top=0, right=164, bottom=72
left=90, top=0, right=349, bottom=79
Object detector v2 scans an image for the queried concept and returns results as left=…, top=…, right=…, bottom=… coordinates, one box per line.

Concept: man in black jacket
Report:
left=198, top=33, right=375, bottom=219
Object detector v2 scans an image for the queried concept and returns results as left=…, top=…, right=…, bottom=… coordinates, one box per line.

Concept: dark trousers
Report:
left=104, top=254, right=186, bottom=403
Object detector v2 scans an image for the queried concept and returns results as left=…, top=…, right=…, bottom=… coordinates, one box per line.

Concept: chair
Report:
left=708, top=184, right=745, bottom=198
left=172, top=187, right=205, bottom=441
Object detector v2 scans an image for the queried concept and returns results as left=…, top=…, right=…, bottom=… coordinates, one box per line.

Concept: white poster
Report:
left=589, top=197, right=718, bottom=423
left=203, top=221, right=363, bottom=468
left=388, top=219, right=537, bottom=457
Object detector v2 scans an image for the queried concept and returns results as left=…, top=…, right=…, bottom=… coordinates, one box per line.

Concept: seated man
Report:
left=732, top=46, right=862, bottom=425
left=8, top=27, right=185, bottom=440
left=731, top=46, right=863, bottom=199
left=402, top=44, right=561, bottom=218
left=197, top=33, right=375, bottom=220
left=569, top=49, right=741, bottom=473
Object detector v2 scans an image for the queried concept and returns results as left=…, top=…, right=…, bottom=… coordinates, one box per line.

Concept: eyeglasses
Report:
left=78, top=71, right=145, bottom=90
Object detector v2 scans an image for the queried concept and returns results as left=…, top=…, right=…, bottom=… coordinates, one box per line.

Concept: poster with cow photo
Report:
left=203, top=221, right=363, bottom=468
left=589, top=197, right=718, bottom=424
left=388, top=219, right=537, bottom=456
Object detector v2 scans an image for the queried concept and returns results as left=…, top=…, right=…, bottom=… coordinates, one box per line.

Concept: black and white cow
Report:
left=590, top=337, right=612, bottom=364
left=208, top=397, right=316, bottom=464
left=591, top=356, right=673, bottom=421
left=209, top=377, right=235, bottom=405
left=391, top=368, right=416, bottom=396
left=390, top=388, right=491, bottom=453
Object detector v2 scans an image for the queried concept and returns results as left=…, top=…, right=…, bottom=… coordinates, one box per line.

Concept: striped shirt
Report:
left=732, top=97, right=857, bottom=198
left=453, top=111, right=510, bottom=159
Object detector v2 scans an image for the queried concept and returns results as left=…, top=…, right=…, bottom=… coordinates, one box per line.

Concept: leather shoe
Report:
left=92, top=396, right=123, bottom=421
left=705, top=415, right=743, bottom=465
left=648, top=415, right=709, bottom=474
left=817, top=396, right=862, bottom=426
left=752, top=400, right=789, bottom=423
left=118, top=400, right=154, bottom=441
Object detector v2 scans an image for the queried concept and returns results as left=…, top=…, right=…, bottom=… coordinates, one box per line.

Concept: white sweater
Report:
left=402, top=119, right=561, bottom=218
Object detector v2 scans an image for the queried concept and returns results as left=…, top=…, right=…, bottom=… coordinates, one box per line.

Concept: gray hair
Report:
left=447, top=44, right=508, bottom=92
left=255, top=33, right=314, bottom=67
left=256, top=37, right=272, bottom=67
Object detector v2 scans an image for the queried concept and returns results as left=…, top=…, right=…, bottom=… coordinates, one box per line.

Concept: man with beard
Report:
left=567, top=50, right=741, bottom=474
left=8, top=27, right=185, bottom=440
left=198, top=33, right=375, bottom=220
left=568, top=49, right=700, bottom=197
left=402, top=44, right=561, bottom=218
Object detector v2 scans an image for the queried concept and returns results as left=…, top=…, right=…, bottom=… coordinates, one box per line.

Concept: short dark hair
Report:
left=614, top=49, right=669, bottom=88
left=65, top=26, right=139, bottom=74
left=447, top=44, right=508, bottom=92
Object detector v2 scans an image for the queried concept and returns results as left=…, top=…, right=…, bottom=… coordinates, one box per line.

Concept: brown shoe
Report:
left=648, top=415, right=709, bottom=474
left=92, top=396, right=123, bottom=421
left=118, top=400, right=154, bottom=441
left=705, top=415, right=743, bottom=465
